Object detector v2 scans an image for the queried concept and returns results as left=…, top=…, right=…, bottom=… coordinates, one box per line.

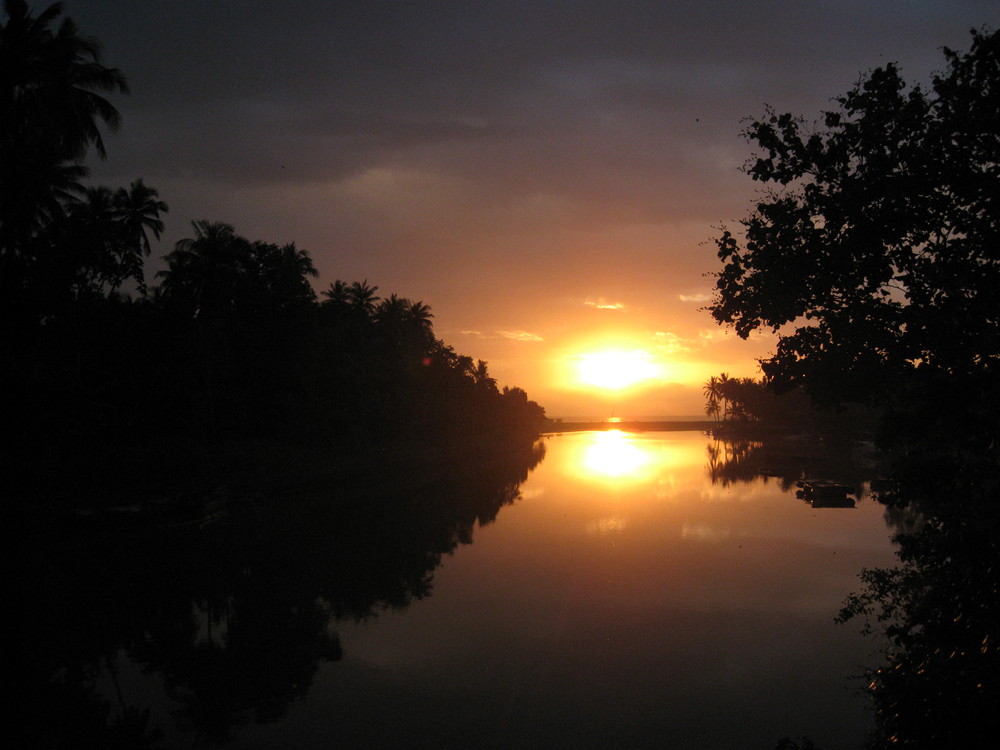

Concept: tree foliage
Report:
left=1, top=0, right=128, bottom=249
left=1, top=1, right=165, bottom=327
left=1, top=1, right=546, bottom=495
left=710, top=30, right=1000, bottom=748
left=158, top=220, right=317, bottom=319
left=710, top=29, right=1000, bottom=406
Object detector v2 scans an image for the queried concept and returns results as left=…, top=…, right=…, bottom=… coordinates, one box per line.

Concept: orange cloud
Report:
left=584, top=297, right=626, bottom=310
left=498, top=330, right=544, bottom=342
left=462, top=329, right=544, bottom=342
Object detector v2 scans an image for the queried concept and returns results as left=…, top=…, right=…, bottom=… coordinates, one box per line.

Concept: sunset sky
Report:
left=68, top=0, right=999, bottom=416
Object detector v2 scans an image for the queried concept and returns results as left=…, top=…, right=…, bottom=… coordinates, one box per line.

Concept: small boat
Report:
left=796, top=479, right=856, bottom=508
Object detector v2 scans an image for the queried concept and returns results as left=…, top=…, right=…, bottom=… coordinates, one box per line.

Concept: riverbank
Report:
left=543, top=420, right=715, bottom=434
left=6, top=426, right=546, bottom=520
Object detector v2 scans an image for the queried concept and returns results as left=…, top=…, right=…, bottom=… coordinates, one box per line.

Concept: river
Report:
left=15, top=429, right=899, bottom=749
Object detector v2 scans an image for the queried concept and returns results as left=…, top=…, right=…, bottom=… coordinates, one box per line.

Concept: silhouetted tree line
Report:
left=1, top=1, right=544, bottom=497
left=712, top=29, right=1000, bottom=748
left=702, top=372, right=809, bottom=424
left=702, top=372, right=873, bottom=441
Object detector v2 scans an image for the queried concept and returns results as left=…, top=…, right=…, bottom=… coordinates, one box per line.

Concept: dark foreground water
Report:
left=14, top=431, right=898, bottom=749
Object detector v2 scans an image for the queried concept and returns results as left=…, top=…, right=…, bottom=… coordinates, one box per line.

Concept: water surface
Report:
left=245, top=431, right=896, bottom=748
left=22, top=430, right=898, bottom=748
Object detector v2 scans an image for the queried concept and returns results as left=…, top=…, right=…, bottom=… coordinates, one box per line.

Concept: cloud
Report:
left=584, top=297, right=626, bottom=310
left=461, top=329, right=544, bottom=342
left=679, top=293, right=712, bottom=303
left=498, top=330, right=544, bottom=342
left=652, top=331, right=691, bottom=354
left=697, top=329, right=728, bottom=343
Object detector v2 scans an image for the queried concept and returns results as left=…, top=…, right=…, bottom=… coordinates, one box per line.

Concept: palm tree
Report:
left=471, top=359, right=498, bottom=394
left=1, top=0, right=129, bottom=247
left=703, top=375, right=721, bottom=423
left=406, top=300, right=434, bottom=328
left=322, top=280, right=349, bottom=306
left=704, top=399, right=719, bottom=422
left=71, top=184, right=117, bottom=290
left=0, top=0, right=128, bottom=157
left=347, top=280, right=380, bottom=320
left=251, top=240, right=317, bottom=311
left=717, top=372, right=731, bottom=421
left=319, top=280, right=354, bottom=335
left=114, top=179, right=167, bottom=255
left=375, top=294, right=410, bottom=347
left=1, top=152, right=86, bottom=245
left=404, top=299, right=434, bottom=347
left=158, top=220, right=242, bottom=316
left=110, top=179, right=167, bottom=293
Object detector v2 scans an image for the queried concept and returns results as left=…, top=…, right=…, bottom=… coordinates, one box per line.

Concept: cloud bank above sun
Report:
left=71, top=1, right=1000, bottom=415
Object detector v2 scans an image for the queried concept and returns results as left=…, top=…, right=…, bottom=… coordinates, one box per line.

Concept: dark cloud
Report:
left=75, top=0, right=999, bottom=196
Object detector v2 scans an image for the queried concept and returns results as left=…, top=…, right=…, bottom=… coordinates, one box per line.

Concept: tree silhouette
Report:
left=405, top=299, right=435, bottom=343
left=347, top=279, right=380, bottom=320
left=321, top=279, right=349, bottom=306
left=52, top=180, right=168, bottom=297
left=702, top=375, right=721, bottom=423
left=471, top=359, right=498, bottom=394
left=156, top=222, right=321, bottom=435
left=0, top=0, right=128, bottom=251
left=711, top=30, right=1000, bottom=747
left=113, top=178, right=167, bottom=291
left=158, top=220, right=245, bottom=316
left=710, top=29, right=1000, bottom=406
left=249, top=240, right=318, bottom=312
left=716, top=372, right=731, bottom=421
left=375, top=293, right=409, bottom=328
left=1, top=0, right=550, bottom=505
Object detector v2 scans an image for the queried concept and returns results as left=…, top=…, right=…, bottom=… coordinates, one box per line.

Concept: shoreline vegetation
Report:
left=3, top=251, right=549, bottom=512
left=0, top=2, right=547, bottom=514
left=544, top=419, right=714, bottom=434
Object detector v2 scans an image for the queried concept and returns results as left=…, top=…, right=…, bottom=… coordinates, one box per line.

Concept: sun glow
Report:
left=575, top=349, right=660, bottom=390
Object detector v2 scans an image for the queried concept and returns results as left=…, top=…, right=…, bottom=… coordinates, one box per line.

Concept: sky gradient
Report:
left=65, top=0, right=1000, bottom=416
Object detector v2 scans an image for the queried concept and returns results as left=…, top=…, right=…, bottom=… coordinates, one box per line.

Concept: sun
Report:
left=575, top=349, right=661, bottom=390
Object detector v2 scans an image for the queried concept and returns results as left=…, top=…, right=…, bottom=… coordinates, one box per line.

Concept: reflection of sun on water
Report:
left=553, top=430, right=706, bottom=489
left=581, top=430, right=651, bottom=479
left=586, top=515, right=628, bottom=535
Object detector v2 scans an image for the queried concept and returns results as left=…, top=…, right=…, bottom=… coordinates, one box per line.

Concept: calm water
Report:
left=22, top=430, right=899, bottom=749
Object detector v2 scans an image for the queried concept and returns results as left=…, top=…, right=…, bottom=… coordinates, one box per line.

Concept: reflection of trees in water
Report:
left=706, top=438, right=767, bottom=487
left=706, top=438, right=998, bottom=747
left=10, top=440, right=544, bottom=747
left=703, top=431, right=998, bottom=744
left=838, top=474, right=1000, bottom=747
left=706, top=436, right=874, bottom=497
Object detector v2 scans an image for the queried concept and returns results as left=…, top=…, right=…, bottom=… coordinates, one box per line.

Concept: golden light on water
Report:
left=558, top=430, right=705, bottom=487
left=581, top=430, right=652, bottom=479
